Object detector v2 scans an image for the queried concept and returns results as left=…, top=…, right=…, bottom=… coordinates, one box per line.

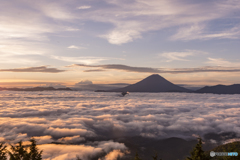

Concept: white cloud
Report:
left=101, top=29, right=141, bottom=45
left=33, top=135, right=53, bottom=144
left=58, top=135, right=85, bottom=144
left=1, top=91, right=240, bottom=157
left=223, top=138, right=240, bottom=145
left=0, top=56, right=39, bottom=64
left=2, top=0, right=240, bottom=45
left=1, top=91, right=240, bottom=142
left=102, top=150, right=125, bottom=160
left=44, top=127, right=96, bottom=138
left=67, top=45, right=86, bottom=49
left=206, top=57, right=240, bottom=68
left=81, top=0, right=240, bottom=44
left=38, top=141, right=126, bottom=160
left=170, top=24, right=206, bottom=41
left=160, top=50, right=206, bottom=62
left=0, top=43, right=48, bottom=56
left=65, top=27, right=80, bottom=31
left=75, top=80, right=93, bottom=85
left=171, top=24, right=240, bottom=41
left=38, top=83, right=67, bottom=88
left=77, top=6, right=92, bottom=10
left=36, top=2, right=75, bottom=20
left=52, top=56, right=108, bottom=65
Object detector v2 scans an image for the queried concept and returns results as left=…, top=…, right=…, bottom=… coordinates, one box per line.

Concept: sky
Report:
left=1, top=0, right=240, bottom=87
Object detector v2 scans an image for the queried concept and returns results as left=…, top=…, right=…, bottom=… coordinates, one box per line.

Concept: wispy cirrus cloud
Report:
left=0, top=55, right=39, bottom=64
left=171, top=24, right=240, bottom=41
left=0, top=42, right=49, bottom=56
left=52, top=56, right=109, bottom=65
left=2, top=0, right=240, bottom=45
left=83, top=0, right=240, bottom=44
left=69, top=64, right=160, bottom=73
left=33, top=1, right=75, bottom=20
left=77, top=5, right=91, bottom=10
left=160, top=50, right=207, bottom=62
left=67, top=45, right=86, bottom=49
left=68, top=63, right=240, bottom=74
left=53, top=56, right=124, bottom=65
left=206, top=57, right=240, bottom=67
left=0, top=66, right=65, bottom=73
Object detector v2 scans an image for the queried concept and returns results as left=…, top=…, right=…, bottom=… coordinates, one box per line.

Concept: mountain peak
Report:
left=106, top=74, right=191, bottom=93
left=147, top=74, right=165, bottom=79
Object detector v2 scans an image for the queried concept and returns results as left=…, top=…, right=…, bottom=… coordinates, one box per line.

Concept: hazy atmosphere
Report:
left=1, top=0, right=240, bottom=87
left=1, top=0, right=240, bottom=160
left=1, top=91, right=240, bottom=159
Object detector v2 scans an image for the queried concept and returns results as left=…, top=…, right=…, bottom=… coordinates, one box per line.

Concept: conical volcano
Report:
left=107, top=74, right=191, bottom=92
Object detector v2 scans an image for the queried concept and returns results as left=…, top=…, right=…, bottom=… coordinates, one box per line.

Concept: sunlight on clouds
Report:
left=160, top=50, right=204, bottom=62
left=77, top=6, right=91, bottom=10
left=58, top=135, right=85, bottom=144
left=32, top=135, right=53, bottom=144
left=37, top=140, right=127, bottom=159
left=1, top=91, right=240, bottom=158
left=91, top=0, right=240, bottom=44
left=101, top=29, right=141, bottom=45
left=206, top=58, right=240, bottom=67
left=0, top=43, right=48, bottom=56
left=0, top=22, right=51, bottom=41
left=0, top=91, right=240, bottom=141
left=171, top=24, right=240, bottom=41
left=102, top=150, right=125, bottom=160
left=52, top=56, right=108, bottom=64
left=37, top=2, right=75, bottom=20
left=67, top=45, right=86, bottom=49
left=1, top=0, right=240, bottom=46
left=45, top=127, right=96, bottom=138
left=0, top=55, right=39, bottom=64
left=170, top=24, right=205, bottom=41
left=38, top=143, right=104, bottom=160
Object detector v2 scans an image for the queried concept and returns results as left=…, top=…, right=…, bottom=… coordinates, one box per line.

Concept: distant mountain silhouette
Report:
left=0, top=87, right=72, bottom=91
left=196, top=84, right=240, bottom=94
left=204, top=141, right=240, bottom=158
left=105, top=74, right=191, bottom=92
left=118, top=136, right=197, bottom=160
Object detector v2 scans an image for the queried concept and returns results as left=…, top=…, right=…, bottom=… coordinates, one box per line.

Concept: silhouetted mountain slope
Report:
left=118, top=136, right=197, bottom=160
left=204, top=141, right=240, bottom=159
left=209, top=141, right=240, bottom=152
left=106, top=74, right=191, bottom=92
left=196, top=84, right=240, bottom=94
left=0, top=87, right=72, bottom=91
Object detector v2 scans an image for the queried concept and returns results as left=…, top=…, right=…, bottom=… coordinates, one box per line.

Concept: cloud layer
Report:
left=2, top=0, right=240, bottom=46
left=69, top=64, right=240, bottom=73
left=0, top=91, right=240, bottom=159
left=0, top=66, right=65, bottom=73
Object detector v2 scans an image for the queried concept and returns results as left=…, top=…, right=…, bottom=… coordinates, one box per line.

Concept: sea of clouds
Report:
left=0, top=91, right=240, bottom=159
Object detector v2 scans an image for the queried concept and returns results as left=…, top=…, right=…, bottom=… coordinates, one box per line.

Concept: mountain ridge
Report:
left=0, top=87, right=72, bottom=91
left=196, top=84, right=240, bottom=94
left=104, top=74, right=192, bottom=93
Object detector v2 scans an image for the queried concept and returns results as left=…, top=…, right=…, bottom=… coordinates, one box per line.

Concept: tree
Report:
left=8, top=139, right=42, bottom=160
left=152, top=153, right=162, bottom=160
left=186, top=137, right=207, bottom=160
left=9, top=141, right=29, bottom=160
left=0, top=143, right=7, bottom=160
left=29, top=138, right=42, bottom=160
left=76, top=155, right=82, bottom=160
left=133, top=152, right=142, bottom=160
